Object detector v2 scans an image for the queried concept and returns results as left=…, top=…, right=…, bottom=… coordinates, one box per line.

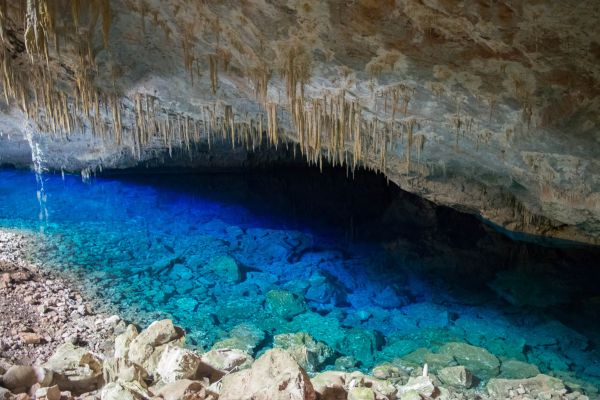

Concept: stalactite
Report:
left=209, top=53, right=218, bottom=95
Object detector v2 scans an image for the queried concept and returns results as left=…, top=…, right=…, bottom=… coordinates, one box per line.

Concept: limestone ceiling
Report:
left=0, top=0, right=599, bottom=244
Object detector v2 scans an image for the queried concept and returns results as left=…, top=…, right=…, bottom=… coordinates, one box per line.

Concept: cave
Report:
left=0, top=1, right=599, bottom=400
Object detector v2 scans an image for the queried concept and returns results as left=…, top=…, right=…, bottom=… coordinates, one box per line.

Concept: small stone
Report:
left=19, top=332, right=42, bottom=345
left=35, top=385, right=61, bottom=400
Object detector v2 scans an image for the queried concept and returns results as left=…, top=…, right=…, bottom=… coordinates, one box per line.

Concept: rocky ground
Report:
left=0, top=229, right=595, bottom=400
left=0, top=230, right=122, bottom=366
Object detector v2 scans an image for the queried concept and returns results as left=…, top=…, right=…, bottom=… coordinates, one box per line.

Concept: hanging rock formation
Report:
left=0, top=0, right=598, bottom=244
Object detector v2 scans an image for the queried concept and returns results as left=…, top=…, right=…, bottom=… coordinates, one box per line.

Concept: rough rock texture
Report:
left=0, top=1, right=597, bottom=244
left=219, top=348, right=317, bottom=400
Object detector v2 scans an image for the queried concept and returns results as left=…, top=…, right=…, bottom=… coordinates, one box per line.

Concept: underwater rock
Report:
left=205, top=255, right=241, bottom=283
left=334, top=356, right=359, bottom=371
left=490, top=270, right=570, bottom=307
left=304, top=272, right=347, bottom=309
left=198, top=348, right=253, bottom=381
left=212, top=323, right=265, bottom=354
left=373, top=286, right=406, bottom=309
left=127, top=320, right=185, bottom=374
left=371, top=362, right=405, bottom=380
left=219, top=348, right=316, bottom=400
left=499, top=359, right=541, bottom=379
left=398, top=302, right=450, bottom=329
left=486, top=374, right=566, bottom=398
left=273, top=332, right=334, bottom=373
left=339, top=329, right=379, bottom=367
left=437, top=366, right=473, bottom=388
left=155, top=344, right=202, bottom=383
left=438, top=342, right=500, bottom=380
left=265, top=289, right=306, bottom=320
left=378, top=339, right=420, bottom=361
left=43, top=343, right=103, bottom=394
left=289, top=313, right=346, bottom=349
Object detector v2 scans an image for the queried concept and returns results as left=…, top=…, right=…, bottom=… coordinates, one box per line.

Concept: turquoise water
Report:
left=0, top=167, right=599, bottom=390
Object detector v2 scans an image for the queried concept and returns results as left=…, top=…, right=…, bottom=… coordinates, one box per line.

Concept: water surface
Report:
left=0, top=167, right=599, bottom=391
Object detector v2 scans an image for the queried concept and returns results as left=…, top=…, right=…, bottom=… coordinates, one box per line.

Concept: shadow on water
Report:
left=1, top=163, right=600, bottom=388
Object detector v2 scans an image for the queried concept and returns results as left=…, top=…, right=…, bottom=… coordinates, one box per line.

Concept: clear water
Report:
left=0, top=167, right=599, bottom=391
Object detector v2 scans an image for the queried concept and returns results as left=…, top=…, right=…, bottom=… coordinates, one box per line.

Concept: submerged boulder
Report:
left=438, top=342, right=500, bottom=380
left=219, top=348, right=316, bottom=400
left=205, top=255, right=241, bottom=283
left=266, top=289, right=306, bottom=320
left=437, top=365, right=473, bottom=388
left=499, top=359, right=541, bottom=379
left=339, top=329, right=379, bottom=367
left=211, top=323, right=265, bottom=354
left=43, top=343, right=103, bottom=394
left=273, top=332, right=334, bottom=373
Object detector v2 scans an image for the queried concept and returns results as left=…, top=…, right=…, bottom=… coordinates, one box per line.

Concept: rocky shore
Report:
left=0, top=229, right=594, bottom=400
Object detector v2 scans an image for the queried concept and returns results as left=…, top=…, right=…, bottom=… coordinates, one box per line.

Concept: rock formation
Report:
left=0, top=0, right=597, bottom=243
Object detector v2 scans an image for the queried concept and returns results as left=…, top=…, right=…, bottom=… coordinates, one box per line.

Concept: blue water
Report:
left=1, top=167, right=599, bottom=391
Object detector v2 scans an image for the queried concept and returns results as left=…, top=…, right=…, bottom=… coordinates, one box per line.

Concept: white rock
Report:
left=156, top=344, right=202, bottom=383
left=198, top=348, right=253, bottom=381
left=220, top=348, right=316, bottom=400
left=43, top=342, right=103, bottom=395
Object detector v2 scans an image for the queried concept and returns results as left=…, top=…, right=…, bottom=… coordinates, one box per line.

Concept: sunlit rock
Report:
left=197, top=348, right=253, bottom=381
left=127, top=320, right=185, bottom=375
left=219, top=348, right=316, bottom=400
left=43, top=343, right=103, bottom=395
left=155, top=345, right=202, bottom=383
